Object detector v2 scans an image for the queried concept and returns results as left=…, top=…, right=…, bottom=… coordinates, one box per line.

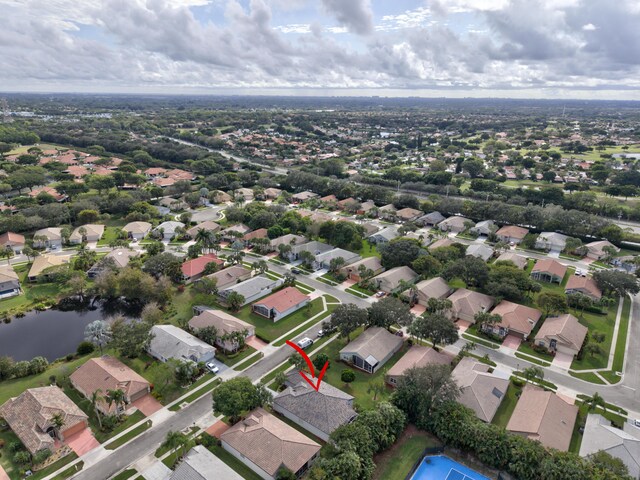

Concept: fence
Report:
left=404, top=446, right=446, bottom=480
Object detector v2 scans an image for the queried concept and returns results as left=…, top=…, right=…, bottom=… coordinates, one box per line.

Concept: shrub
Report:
left=512, top=378, right=525, bottom=388
left=28, top=356, right=48, bottom=375
left=11, top=361, right=30, bottom=378
left=76, top=341, right=95, bottom=355
left=8, top=441, right=23, bottom=453
left=341, top=369, right=356, bottom=384
left=13, top=451, right=30, bottom=465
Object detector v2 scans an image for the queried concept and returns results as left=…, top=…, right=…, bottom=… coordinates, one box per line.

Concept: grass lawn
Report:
left=599, top=370, right=622, bottom=384
left=0, top=264, right=64, bottom=315
left=111, top=469, right=138, bottom=480
left=310, top=336, right=409, bottom=411
left=372, top=426, right=441, bottom=480
left=323, top=294, right=340, bottom=303
left=514, top=352, right=550, bottom=367
left=272, top=305, right=337, bottom=347
left=215, top=346, right=257, bottom=366
left=612, top=296, right=631, bottom=372
left=233, top=297, right=325, bottom=342
left=294, top=281, right=314, bottom=294
left=104, top=420, right=152, bottom=450
left=31, top=454, right=79, bottom=480
left=345, top=284, right=375, bottom=297
left=570, top=300, right=619, bottom=370
left=491, top=382, right=522, bottom=429
left=517, top=341, right=554, bottom=363
left=259, top=361, right=291, bottom=385
left=168, top=378, right=221, bottom=411
left=51, top=461, right=84, bottom=479
left=234, top=352, right=264, bottom=371
left=96, top=226, right=124, bottom=246
left=204, top=441, right=263, bottom=480
left=461, top=332, right=499, bottom=350
left=357, top=243, right=380, bottom=258
left=7, top=143, right=60, bottom=155
left=569, top=371, right=606, bottom=384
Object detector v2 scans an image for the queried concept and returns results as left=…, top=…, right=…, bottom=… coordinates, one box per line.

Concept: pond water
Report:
left=0, top=307, right=117, bottom=362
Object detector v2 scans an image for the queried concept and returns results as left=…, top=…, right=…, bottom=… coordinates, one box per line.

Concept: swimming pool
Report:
left=410, top=455, right=491, bottom=480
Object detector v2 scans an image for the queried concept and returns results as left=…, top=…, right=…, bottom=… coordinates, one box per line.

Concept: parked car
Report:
left=395, top=330, right=404, bottom=337
left=205, top=362, right=219, bottom=374
left=297, top=337, right=313, bottom=349
left=317, top=329, right=324, bottom=338
left=291, top=268, right=301, bottom=274
left=375, top=291, right=386, bottom=298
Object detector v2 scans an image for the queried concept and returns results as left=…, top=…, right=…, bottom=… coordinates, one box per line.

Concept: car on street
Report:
left=291, top=268, right=301, bottom=274
left=317, top=329, right=323, bottom=337
left=205, top=362, right=219, bottom=374
left=375, top=291, right=386, bottom=298
left=297, top=337, right=313, bottom=349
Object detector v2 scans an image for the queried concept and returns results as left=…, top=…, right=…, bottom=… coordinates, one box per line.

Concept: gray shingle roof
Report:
left=170, top=445, right=243, bottom=480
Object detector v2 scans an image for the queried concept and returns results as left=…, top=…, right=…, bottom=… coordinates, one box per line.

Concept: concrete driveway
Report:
left=65, top=428, right=100, bottom=456
left=552, top=352, right=574, bottom=370
left=502, top=335, right=522, bottom=350
left=130, top=394, right=163, bottom=416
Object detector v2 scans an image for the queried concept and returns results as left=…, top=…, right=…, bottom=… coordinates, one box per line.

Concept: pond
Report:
left=0, top=307, right=124, bottom=362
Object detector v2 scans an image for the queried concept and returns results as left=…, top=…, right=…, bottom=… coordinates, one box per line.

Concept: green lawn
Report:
left=612, top=296, right=631, bottom=372
left=205, top=440, right=263, bottom=480
left=357, top=243, right=380, bottom=258
left=319, top=273, right=341, bottom=285
left=599, top=370, right=622, bottom=384
left=51, top=461, right=84, bottom=479
left=323, top=294, right=340, bottom=303
left=233, top=297, right=325, bottom=342
left=569, top=371, right=606, bottom=384
left=215, top=346, right=257, bottom=366
left=96, top=226, right=125, bottom=246
left=234, top=352, right=264, bottom=371
left=310, top=335, right=408, bottom=411
left=0, top=264, right=63, bottom=315
left=345, top=284, right=375, bottom=297
left=104, top=420, right=152, bottom=450
left=111, top=469, right=138, bottom=480
left=570, top=300, right=619, bottom=370
left=461, top=332, right=499, bottom=350
left=514, top=352, right=550, bottom=367
left=168, top=378, right=221, bottom=411
left=491, top=382, right=522, bottom=429
left=516, top=342, right=554, bottom=363
left=372, top=427, right=441, bottom=480
left=272, top=305, right=337, bottom=347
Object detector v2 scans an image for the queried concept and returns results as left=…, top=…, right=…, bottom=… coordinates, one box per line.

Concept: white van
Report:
left=297, top=337, right=313, bottom=349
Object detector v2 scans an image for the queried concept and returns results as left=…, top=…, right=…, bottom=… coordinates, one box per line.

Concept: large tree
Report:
left=443, top=256, right=489, bottom=288
left=537, top=292, right=569, bottom=317
left=593, top=270, right=639, bottom=297
left=212, top=377, right=272, bottom=423
left=379, top=238, right=423, bottom=269
left=367, top=296, right=414, bottom=329
left=408, top=313, right=458, bottom=347
left=329, top=304, right=368, bottom=341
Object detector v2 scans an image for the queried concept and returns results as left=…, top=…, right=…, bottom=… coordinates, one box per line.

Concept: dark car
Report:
left=291, top=268, right=301, bottom=274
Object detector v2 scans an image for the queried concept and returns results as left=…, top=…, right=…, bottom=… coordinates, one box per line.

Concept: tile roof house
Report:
left=339, top=256, right=384, bottom=282
left=186, top=221, right=221, bottom=238
left=585, top=240, right=620, bottom=261
left=289, top=240, right=333, bottom=261
left=495, top=225, right=529, bottom=244
left=251, top=287, right=310, bottom=321
left=273, top=371, right=357, bottom=441
left=70, top=356, right=150, bottom=414
left=181, top=254, right=224, bottom=283
left=385, top=345, right=451, bottom=387
left=87, top=248, right=138, bottom=278
left=416, top=211, right=446, bottom=227
left=170, top=445, right=243, bottom=480
left=33, top=227, right=62, bottom=249
left=470, top=220, right=496, bottom=237
left=535, top=232, right=569, bottom=251
left=0, top=264, right=21, bottom=299
left=495, top=252, right=528, bottom=269
left=27, top=254, right=71, bottom=282
left=439, top=216, right=471, bottom=233
left=188, top=309, right=254, bottom=352
left=339, top=327, right=403, bottom=373
left=242, top=228, right=268, bottom=243
left=235, top=188, right=254, bottom=201
left=579, top=414, right=640, bottom=479
left=69, top=224, right=105, bottom=244
left=29, top=186, right=68, bottom=202
left=0, top=386, right=88, bottom=454
left=367, top=226, right=399, bottom=244
left=378, top=204, right=398, bottom=220
left=452, top=357, right=509, bottom=423
left=531, top=258, right=567, bottom=284
left=148, top=325, right=216, bottom=363
left=428, top=237, right=455, bottom=250
left=534, top=314, right=588, bottom=357
left=395, top=207, right=423, bottom=222
left=221, top=407, right=320, bottom=479
left=269, top=234, right=307, bottom=252
left=488, top=300, right=542, bottom=340
left=313, top=248, right=361, bottom=271
left=372, top=266, right=418, bottom=293
left=218, top=275, right=282, bottom=307
left=412, top=277, right=453, bottom=307
left=0, top=231, right=25, bottom=253
left=206, top=265, right=252, bottom=290
left=466, top=244, right=494, bottom=262
left=565, top=275, right=602, bottom=300
left=262, top=188, right=282, bottom=200
left=357, top=200, right=377, bottom=215
left=123, top=221, right=152, bottom=240
left=291, top=191, right=319, bottom=203
left=447, top=288, right=495, bottom=323
left=507, top=385, right=578, bottom=451
left=154, top=221, right=185, bottom=240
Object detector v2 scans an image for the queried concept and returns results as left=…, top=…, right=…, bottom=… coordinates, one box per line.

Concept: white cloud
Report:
left=582, top=23, right=597, bottom=30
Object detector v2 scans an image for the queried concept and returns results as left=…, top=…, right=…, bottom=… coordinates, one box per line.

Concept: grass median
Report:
left=105, top=420, right=153, bottom=450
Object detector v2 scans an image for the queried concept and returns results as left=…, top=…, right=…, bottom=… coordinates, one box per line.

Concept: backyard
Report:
left=491, top=381, right=522, bottom=429
left=0, top=263, right=63, bottom=315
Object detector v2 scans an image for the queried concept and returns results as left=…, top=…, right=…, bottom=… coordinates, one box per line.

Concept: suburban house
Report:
left=169, top=445, right=244, bottom=480
left=488, top=300, right=542, bottom=340
left=123, top=221, right=152, bottom=240
left=218, top=275, right=282, bottom=307
left=471, top=220, right=495, bottom=237
left=70, top=356, right=150, bottom=415
left=269, top=234, right=307, bottom=252
left=154, top=221, right=185, bottom=240
left=395, top=207, right=422, bottom=222
left=69, top=224, right=105, bottom=244
left=0, top=264, right=21, bottom=299
left=416, top=211, right=445, bottom=227
left=495, top=225, right=529, bottom=244
left=262, top=187, right=282, bottom=199
left=211, top=190, right=232, bottom=203
left=535, top=232, right=569, bottom=251
left=339, top=256, right=384, bottom=282
left=372, top=266, right=418, bottom=294
left=29, top=186, right=67, bottom=202
left=291, top=191, right=319, bottom=203
left=220, top=407, right=321, bottom=480
left=565, top=275, right=602, bottom=301
left=507, top=385, right=578, bottom=451
left=206, top=265, right=252, bottom=290
left=495, top=251, right=528, bottom=269
left=27, top=254, right=71, bottom=282
left=33, top=227, right=62, bottom=249
left=337, top=197, right=358, bottom=211
left=313, top=248, right=361, bottom=270
left=242, top=228, right=268, bottom=244
left=357, top=200, right=377, bottom=215
left=288, top=240, right=333, bottom=262
left=181, top=254, right=224, bottom=283
left=87, top=248, right=138, bottom=278
left=360, top=222, right=380, bottom=237
left=220, top=224, right=251, bottom=242
left=251, top=287, right=310, bottom=321
left=584, top=240, right=620, bottom=261
left=412, top=277, right=453, bottom=307
left=534, top=314, right=588, bottom=357
left=439, top=216, right=470, bottom=233
left=0, top=386, right=89, bottom=454
left=186, top=220, right=221, bottom=238
left=378, top=204, right=398, bottom=220
left=466, top=244, right=494, bottom=262
left=451, top=357, right=509, bottom=423
left=385, top=345, right=451, bottom=387
left=428, top=238, right=455, bottom=250
left=531, top=258, right=567, bottom=284
left=447, top=288, right=495, bottom=323
left=579, top=414, right=640, bottom=479
left=148, top=325, right=216, bottom=363
left=235, top=187, right=254, bottom=201
left=0, top=231, right=25, bottom=253
left=339, top=327, right=403, bottom=373
left=188, top=309, right=255, bottom=352
left=273, top=371, right=357, bottom=441
left=367, top=226, right=399, bottom=244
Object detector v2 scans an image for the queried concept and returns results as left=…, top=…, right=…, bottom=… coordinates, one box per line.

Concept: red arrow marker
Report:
left=285, top=340, right=329, bottom=392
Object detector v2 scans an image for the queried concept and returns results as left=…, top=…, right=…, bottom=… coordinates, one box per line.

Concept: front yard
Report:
left=570, top=300, right=619, bottom=371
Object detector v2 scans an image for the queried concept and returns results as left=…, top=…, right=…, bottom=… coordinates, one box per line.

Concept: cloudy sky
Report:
left=2, top=0, right=640, bottom=99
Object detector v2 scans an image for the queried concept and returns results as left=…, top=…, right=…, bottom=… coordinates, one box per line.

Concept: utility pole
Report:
left=1, top=98, right=12, bottom=123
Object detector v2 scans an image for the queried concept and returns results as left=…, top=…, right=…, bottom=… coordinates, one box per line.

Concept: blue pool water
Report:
left=411, top=455, right=491, bottom=480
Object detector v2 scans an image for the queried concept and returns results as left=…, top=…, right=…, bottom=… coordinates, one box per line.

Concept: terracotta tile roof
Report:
left=565, top=275, right=602, bottom=299
left=221, top=407, right=320, bottom=477
left=585, top=240, right=620, bottom=257
left=507, top=385, right=578, bottom=451
left=29, top=186, right=66, bottom=201
left=28, top=254, right=71, bottom=278
left=428, top=238, right=454, bottom=250
left=69, top=224, right=105, bottom=242
left=387, top=345, right=451, bottom=378
left=181, top=254, right=224, bottom=278
left=535, top=314, right=588, bottom=351
left=0, top=386, right=87, bottom=454
left=188, top=309, right=252, bottom=335
left=395, top=207, right=422, bottom=220
left=491, top=300, right=542, bottom=336
left=447, top=288, right=495, bottom=319
left=0, top=231, right=25, bottom=246
left=0, top=264, right=19, bottom=284
left=186, top=221, right=221, bottom=238
left=206, top=265, right=251, bottom=289
left=452, top=357, right=509, bottom=422
left=153, top=177, right=175, bottom=187
left=242, top=228, right=268, bottom=241
left=496, top=225, right=529, bottom=240
left=253, top=287, right=310, bottom=314
left=123, top=221, right=152, bottom=234
left=70, top=356, right=149, bottom=413
left=532, top=258, right=567, bottom=278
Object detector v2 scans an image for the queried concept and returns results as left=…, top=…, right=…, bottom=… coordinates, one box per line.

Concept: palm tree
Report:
left=89, top=389, right=104, bottom=429
left=195, top=228, right=213, bottom=252
left=0, top=246, right=14, bottom=264
left=78, top=226, right=87, bottom=243
left=106, top=389, right=126, bottom=417
left=84, top=320, right=112, bottom=354
left=162, top=430, right=189, bottom=460
left=50, top=413, right=65, bottom=439
left=587, top=392, right=606, bottom=412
